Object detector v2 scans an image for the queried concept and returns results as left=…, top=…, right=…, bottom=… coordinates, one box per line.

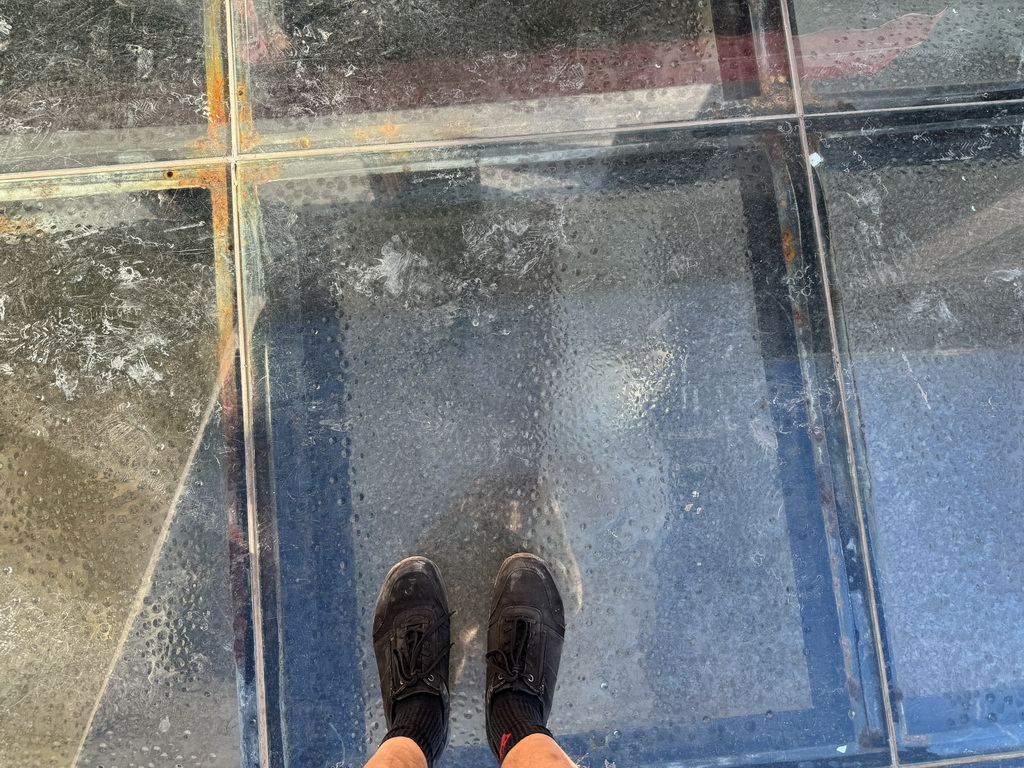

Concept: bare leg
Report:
left=364, top=736, right=428, bottom=768
left=503, top=733, right=577, bottom=768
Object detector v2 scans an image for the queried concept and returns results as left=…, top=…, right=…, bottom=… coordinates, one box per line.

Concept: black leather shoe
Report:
left=485, top=553, right=566, bottom=725
left=372, top=557, right=452, bottom=743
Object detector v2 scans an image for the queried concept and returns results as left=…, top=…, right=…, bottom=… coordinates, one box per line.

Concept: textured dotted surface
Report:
left=0, top=185, right=240, bottom=767
left=793, top=0, right=1024, bottom=111
left=0, top=0, right=213, bottom=172
left=2, top=1, right=1023, bottom=767
left=248, top=135, right=876, bottom=767
left=817, top=112, right=1024, bottom=755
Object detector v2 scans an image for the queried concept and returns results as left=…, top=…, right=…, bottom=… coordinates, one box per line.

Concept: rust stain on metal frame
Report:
left=238, top=83, right=262, bottom=152
left=770, top=145, right=876, bottom=733
left=161, top=165, right=238, bottom=381
left=178, top=165, right=262, bottom=764
left=0, top=214, right=39, bottom=239
left=781, top=229, right=797, bottom=262
left=197, top=168, right=237, bottom=381
left=239, top=161, right=282, bottom=187
left=193, top=0, right=230, bottom=155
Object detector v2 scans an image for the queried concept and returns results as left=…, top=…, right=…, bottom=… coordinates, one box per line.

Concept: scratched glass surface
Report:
left=815, top=109, right=1024, bottom=759
left=0, top=180, right=241, bottom=768
left=0, top=0, right=225, bottom=173
left=792, top=1, right=1024, bottom=112
left=233, top=0, right=794, bottom=152
left=239, top=127, right=883, bottom=767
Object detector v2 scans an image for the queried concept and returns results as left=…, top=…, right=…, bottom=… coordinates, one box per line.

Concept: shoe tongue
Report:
left=397, top=613, right=433, bottom=660
left=504, top=617, right=532, bottom=671
left=401, top=627, right=422, bottom=647
left=401, top=618, right=429, bottom=645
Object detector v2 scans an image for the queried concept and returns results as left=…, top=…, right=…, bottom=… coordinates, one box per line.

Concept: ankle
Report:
left=503, top=733, right=577, bottom=768
left=370, top=736, right=429, bottom=768
left=487, top=690, right=552, bottom=763
left=384, top=693, right=447, bottom=767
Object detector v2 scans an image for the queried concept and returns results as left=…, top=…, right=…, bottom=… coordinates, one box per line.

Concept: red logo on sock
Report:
left=499, top=733, right=512, bottom=759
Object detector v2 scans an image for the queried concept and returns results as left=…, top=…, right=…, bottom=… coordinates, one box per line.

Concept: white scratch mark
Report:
left=53, top=364, right=79, bottom=400
left=749, top=416, right=779, bottom=456
left=162, top=221, right=205, bottom=233
left=58, top=225, right=100, bottom=245
left=987, top=268, right=1022, bottom=283
left=117, top=264, right=144, bottom=285
left=346, top=235, right=423, bottom=297
left=126, top=44, right=154, bottom=79
left=126, top=358, right=164, bottom=386
left=901, top=352, right=931, bottom=410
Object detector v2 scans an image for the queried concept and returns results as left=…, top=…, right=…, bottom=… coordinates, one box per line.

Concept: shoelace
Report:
left=486, top=616, right=540, bottom=689
left=394, top=611, right=454, bottom=690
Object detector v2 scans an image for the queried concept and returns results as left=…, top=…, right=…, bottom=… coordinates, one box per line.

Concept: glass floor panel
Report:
left=232, top=0, right=793, bottom=152
left=0, top=0, right=228, bottom=173
left=238, top=127, right=885, bottom=767
left=0, top=170, right=253, bottom=767
left=812, top=105, right=1024, bottom=762
left=790, top=1, right=1024, bottom=112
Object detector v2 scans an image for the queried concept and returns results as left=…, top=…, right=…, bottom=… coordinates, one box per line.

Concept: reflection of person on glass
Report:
left=365, top=554, right=576, bottom=768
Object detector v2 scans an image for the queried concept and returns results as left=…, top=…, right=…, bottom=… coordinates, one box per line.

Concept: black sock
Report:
left=383, top=693, right=447, bottom=767
left=487, top=690, right=552, bottom=763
